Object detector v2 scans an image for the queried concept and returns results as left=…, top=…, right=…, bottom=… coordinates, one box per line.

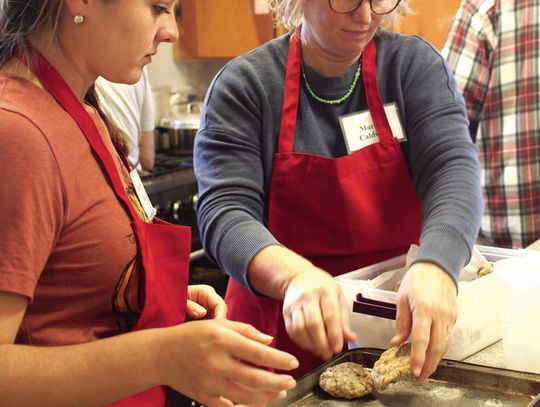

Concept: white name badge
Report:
left=339, top=103, right=406, bottom=154
left=129, top=169, right=157, bottom=221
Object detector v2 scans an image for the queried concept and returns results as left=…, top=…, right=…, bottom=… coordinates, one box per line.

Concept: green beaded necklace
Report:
left=302, top=60, right=362, bottom=105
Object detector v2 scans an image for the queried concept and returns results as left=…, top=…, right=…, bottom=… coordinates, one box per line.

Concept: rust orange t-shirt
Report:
left=0, top=74, right=145, bottom=344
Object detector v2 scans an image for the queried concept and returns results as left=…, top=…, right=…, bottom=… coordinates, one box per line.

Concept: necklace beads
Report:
left=301, top=61, right=362, bottom=105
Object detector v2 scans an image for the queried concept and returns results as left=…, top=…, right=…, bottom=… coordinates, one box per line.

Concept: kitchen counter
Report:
left=141, top=167, right=196, bottom=195
left=462, top=340, right=505, bottom=368
left=463, top=340, right=540, bottom=379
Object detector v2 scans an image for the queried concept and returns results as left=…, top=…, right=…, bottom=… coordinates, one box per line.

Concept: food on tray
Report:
left=477, top=261, right=495, bottom=277
left=319, top=362, right=374, bottom=399
left=371, top=342, right=412, bottom=390
left=319, top=343, right=413, bottom=398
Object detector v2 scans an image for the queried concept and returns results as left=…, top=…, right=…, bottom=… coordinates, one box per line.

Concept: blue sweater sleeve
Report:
left=386, top=35, right=482, bottom=284
left=194, top=33, right=482, bottom=290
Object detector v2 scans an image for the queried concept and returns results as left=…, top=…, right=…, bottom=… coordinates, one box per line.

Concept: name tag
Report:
left=130, top=169, right=156, bottom=221
left=339, top=103, right=406, bottom=154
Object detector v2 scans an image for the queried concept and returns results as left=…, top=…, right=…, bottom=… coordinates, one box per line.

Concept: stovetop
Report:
left=143, top=153, right=194, bottom=178
left=141, top=153, right=197, bottom=195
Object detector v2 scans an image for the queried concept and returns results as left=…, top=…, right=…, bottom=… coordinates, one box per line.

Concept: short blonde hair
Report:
left=268, top=0, right=410, bottom=31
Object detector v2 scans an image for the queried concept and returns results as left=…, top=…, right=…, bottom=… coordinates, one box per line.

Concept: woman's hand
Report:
left=158, top=319, right=298, bottom=407
left=391, top=261, right=457, bottom=380
left=282, top=267, right=356, bottom=361
left=186, top=284, right=227, bottom=321
left=248, top=245, right=355, bottom=361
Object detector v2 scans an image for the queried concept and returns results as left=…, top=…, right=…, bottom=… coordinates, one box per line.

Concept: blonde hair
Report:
left=268, top=0, right=410, bottom=31
left=267, top=0, right=304, bottom=31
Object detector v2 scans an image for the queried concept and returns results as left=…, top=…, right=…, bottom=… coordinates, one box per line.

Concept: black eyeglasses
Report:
left=329, top=0, right=401, bottom=15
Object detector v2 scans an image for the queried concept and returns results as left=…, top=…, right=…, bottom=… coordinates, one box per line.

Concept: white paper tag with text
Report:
left=130, top=169, right=156, bottom=221
left=339, top=103, right=406, bottom=154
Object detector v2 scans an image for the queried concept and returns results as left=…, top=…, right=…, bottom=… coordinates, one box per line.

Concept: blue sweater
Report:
left=194, top=31, right=482, bottom=290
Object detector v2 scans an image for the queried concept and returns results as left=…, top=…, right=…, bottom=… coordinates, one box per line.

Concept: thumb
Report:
left=186, top=299, right=207, bottom=319
left=391, top=295, right=412, bottom=345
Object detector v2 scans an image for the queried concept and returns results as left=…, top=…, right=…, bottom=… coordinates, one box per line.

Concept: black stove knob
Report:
left=171, top=200, right=185, bottom=221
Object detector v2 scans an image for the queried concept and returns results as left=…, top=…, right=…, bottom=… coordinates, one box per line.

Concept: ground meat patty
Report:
left=319, top=362, right=374, bottom=399
left=371, top=342, right=412, bottom=390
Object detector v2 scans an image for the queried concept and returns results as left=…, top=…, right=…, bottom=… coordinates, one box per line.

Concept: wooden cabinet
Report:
left=174, top=0, right=275, bottom=60
left=173, top=0, right=461, bottom=59
left=396, top=0, right=462, bottom=50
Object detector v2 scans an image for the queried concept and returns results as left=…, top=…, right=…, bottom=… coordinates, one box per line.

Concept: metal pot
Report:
left=158, top=112, right=200, bottom=152
left=155, top=128, right=171, bottom=151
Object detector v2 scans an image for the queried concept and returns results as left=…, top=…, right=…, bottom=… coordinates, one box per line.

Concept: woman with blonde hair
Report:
left=195, top=0, right=482, bottom=378
left=0, top=1, right=298, bottom=406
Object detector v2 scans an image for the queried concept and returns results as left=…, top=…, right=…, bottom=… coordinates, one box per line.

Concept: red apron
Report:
left=18, top=48, right=190, bottom=405
left=225, top=34, right=422, bottom=377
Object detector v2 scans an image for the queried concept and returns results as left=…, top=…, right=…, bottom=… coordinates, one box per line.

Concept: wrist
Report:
left=249, top=245, right=317, bottom=300
left=279, top=267, right=307, bottom=300
left=141, top=327, right=174, bottom=387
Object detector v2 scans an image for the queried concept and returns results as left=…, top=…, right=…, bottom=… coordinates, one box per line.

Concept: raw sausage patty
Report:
left=319, top=362, right=374, bottom=399
left=371, top=342, right=412, bottom=390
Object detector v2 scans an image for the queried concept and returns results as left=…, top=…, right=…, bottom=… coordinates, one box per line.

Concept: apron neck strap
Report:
left=277, top=33, right=395, bottom=153
left=15, top=45, right=139, bottom=221
left=115, top=142, right=132, bottom=171
left=278, top=31, right=302, bottom=153
left=362, top=40, right=394, bottom=144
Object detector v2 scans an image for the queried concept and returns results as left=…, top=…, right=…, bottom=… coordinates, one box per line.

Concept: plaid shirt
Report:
left=442, top=0, right=540, bottom=248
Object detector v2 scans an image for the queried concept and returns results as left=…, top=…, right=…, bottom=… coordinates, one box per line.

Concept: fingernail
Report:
left=289, top=358, right=299, bottom=369
left=286, top=378, right=296, bottom=388
left=260, top=333, right=274, bottom=341
left=413, top=367, right=421, bottom=377
left=277, top=390, right=287, bottom=399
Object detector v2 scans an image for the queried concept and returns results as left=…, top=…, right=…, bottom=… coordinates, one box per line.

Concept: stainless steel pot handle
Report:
left=192, top=193, right=199, bottom=213
left=190, top=248, right=205, bottom=262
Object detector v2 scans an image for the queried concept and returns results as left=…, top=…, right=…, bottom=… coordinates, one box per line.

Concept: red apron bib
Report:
left=18, top=48, right=190, bottom=406
left=225, top=34, right=422, bottom=377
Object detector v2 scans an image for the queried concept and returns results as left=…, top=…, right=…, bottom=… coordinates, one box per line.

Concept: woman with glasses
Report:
left=0, top=0, right=299, bottom=406
left=195, top=0, right=482, bottom=379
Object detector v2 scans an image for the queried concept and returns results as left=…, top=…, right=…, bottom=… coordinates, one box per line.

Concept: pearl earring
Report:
left=74, top=14, right=84, bottom=24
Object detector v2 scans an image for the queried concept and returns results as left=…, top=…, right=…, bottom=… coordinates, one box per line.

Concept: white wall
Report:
left=147, top=42, right=229, bottom=103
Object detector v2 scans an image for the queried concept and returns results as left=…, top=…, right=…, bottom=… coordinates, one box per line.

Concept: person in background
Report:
left=0, top=1, right=298, bottom=406
left=194, top=0, right=482, bottom=379
left=96, top=68, right=156, bottom=172
left=443, top=0, right=540, bottom=251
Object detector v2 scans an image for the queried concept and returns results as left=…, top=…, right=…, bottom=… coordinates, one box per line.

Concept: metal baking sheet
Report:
left=270, top=348, right=540, bottom=407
